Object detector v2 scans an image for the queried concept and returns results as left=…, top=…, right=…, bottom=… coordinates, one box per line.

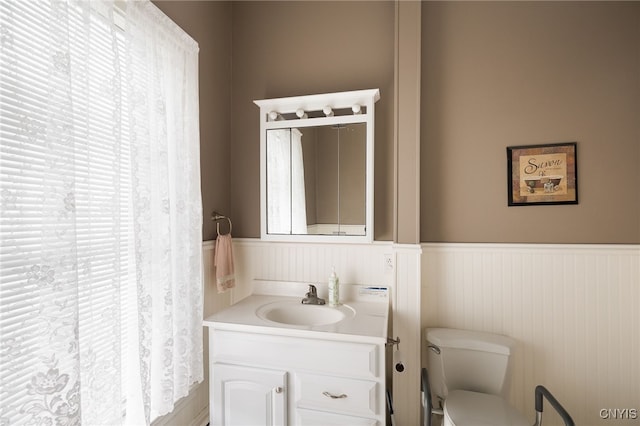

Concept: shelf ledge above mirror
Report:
left=255, top=89, right=380, bottom=243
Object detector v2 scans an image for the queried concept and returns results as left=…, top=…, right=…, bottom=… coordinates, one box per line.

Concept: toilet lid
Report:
left=444, top=390, right=530, bottom=426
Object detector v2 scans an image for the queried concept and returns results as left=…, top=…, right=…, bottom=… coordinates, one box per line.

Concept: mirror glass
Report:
left=266, top=123, right=366, bottom=236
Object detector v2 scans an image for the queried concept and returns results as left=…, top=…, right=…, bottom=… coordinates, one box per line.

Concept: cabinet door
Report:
left=212, top=363, right=287, bottom=426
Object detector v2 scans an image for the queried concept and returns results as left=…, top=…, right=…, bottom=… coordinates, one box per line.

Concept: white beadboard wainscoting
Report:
left=391, top=244, right=423, bottom=426
left=229, top=238, right=396, bottom=301
left=156, top=241, right=639, bottom=426
left=422, top=243, right=640, bottom=426
left=199, top=238, right=423, bottom=426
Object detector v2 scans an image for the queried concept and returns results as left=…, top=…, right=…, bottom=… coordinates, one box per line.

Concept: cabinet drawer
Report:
left=211, top=330, right=381, bottom=379
left=296, top=408, right=378, bottom=425
left=295, top=373, right=378, bottom=418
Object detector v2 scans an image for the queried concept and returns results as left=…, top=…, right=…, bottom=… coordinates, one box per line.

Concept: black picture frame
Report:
left=507, top=142, right=578, bottom=206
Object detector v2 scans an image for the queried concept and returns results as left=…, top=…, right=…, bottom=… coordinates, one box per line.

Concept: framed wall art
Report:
left=507, top=142, right=578, bottom=206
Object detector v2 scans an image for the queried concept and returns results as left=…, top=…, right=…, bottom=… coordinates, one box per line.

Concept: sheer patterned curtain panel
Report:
left=0, top=1, right=203, bottom=425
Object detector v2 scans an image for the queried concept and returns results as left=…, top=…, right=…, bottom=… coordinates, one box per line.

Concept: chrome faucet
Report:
left=301, top=284, right=325, bottom=305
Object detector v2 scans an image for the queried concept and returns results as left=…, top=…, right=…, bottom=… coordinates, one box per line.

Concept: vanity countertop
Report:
left=203, top=280, right=389, bottom=343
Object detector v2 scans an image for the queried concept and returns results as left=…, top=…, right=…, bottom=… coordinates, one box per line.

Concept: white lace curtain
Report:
left=0, top=1, right=203, bottom=425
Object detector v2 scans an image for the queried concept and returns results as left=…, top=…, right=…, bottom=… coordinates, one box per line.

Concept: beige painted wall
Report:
left=230, top=1, right=396, bottom=240
left=154, top=0, right=232, bottom=242
left=421, top=1, right=640, bottom=243
left=156, top=1, right=639, bottom=244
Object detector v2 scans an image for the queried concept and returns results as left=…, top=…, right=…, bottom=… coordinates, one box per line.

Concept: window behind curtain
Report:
left=2, top=1, right=138, bottom=423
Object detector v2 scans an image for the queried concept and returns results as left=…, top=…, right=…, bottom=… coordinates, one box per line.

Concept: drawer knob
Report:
left=274, top=387, right=283, bottom=394
left=322, top=391, right=347, bottom=399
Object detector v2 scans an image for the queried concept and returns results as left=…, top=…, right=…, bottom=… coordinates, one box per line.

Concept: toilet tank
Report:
left=426, top=328, right=516, bottom=400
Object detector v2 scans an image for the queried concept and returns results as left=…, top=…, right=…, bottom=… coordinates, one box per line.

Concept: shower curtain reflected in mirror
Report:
left=266, top=128, right=307, bottom=234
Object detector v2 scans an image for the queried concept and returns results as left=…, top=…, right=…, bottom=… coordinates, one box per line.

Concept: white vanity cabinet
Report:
left=208, top=328, right=387, bottom=426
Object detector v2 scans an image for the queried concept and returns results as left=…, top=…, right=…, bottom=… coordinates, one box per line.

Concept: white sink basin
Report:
left=256, top=300, right=355, bottom=326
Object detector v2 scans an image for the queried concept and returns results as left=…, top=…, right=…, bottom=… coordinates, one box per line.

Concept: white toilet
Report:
left=425, top=328, right=530, bottom=426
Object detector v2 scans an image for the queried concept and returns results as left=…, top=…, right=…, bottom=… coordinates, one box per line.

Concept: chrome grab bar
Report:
left=533, top=385, right=575, bottom=426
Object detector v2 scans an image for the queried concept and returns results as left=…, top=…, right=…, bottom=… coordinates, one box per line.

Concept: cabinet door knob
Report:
left=322, top=391, right=347, bottom=399
left=274, top=386, right=283, bottom=394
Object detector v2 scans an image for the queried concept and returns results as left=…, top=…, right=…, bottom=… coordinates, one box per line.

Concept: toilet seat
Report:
left=443, top=390, right=530, bottom=426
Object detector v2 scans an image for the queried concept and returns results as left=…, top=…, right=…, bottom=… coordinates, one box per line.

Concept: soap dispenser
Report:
left=328, top=266, right=339, bottom=307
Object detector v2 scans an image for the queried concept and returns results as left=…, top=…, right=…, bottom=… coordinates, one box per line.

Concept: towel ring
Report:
left=211, top=211, right=232, bottom=236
